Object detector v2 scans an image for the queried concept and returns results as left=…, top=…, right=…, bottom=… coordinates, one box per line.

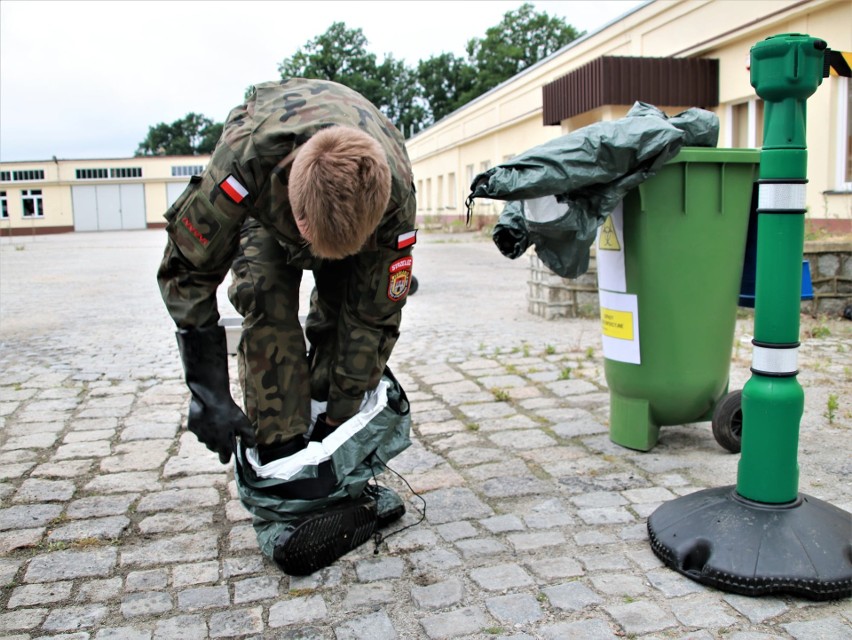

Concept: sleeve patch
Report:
left=396, top=229, right=417, bottom=250
left=219, top=174, right=249, bottom=204
left=387, top=256, right=413, bottom=301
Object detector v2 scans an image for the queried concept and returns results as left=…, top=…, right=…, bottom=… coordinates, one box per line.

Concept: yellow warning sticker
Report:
left=601, top=308, right=634, bottom=340
left=598, top=216, right=621, bottom=251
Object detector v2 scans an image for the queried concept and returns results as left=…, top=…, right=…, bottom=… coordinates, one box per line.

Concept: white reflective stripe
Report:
left=752, top=345, right=798, bottom=374
left=758, top=183, right=807, bottom=210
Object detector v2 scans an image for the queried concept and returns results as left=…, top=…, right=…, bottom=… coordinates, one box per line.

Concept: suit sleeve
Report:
left=156, top=165, right=249, bottom=330
left=325, top=187, right=417, bottom=420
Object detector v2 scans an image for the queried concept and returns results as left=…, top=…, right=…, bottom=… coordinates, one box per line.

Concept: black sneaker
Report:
left=272, top=496, right=378, bottom=576
left=363, top=484, right=406, bottom=528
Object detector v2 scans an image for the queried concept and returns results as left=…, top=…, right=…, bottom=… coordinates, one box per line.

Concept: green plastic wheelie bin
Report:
left=599, top=147, right=760, bottom=451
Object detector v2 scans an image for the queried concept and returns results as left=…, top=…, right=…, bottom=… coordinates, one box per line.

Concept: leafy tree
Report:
left=466, top=3, right=583, bottom=98
left=417, top=53, right=477, bottom=123
left=376, top=55, right=430, bottom=136
left=278, top=22, right=382, bottom=107
left=136, top=113, right=222, bottom=156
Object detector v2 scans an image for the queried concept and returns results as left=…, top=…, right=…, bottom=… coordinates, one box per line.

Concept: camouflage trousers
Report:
left=227, top=219, right=353, bottom=446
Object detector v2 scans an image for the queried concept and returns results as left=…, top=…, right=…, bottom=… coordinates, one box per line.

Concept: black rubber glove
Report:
left=176, top=324, right=256, bottom=463
left=309, top=413, right=340, bottom=442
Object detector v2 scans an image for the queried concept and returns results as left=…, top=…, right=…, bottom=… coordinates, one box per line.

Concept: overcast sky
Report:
left=0, top=0, right=645, bottom=162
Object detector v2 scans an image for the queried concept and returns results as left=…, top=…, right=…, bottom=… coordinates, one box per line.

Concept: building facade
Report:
left=0, top=0, right=849, bottom=237
left=406, top=0, right=851, bottom=233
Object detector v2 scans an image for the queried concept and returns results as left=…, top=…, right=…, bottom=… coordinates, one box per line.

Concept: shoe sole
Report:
left=273, top=498, right=377, bottom=576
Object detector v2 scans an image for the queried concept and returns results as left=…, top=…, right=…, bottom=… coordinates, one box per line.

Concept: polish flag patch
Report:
left=219, top=174, right=249, bottom=204
left=396, top=229, right=417, bottom=250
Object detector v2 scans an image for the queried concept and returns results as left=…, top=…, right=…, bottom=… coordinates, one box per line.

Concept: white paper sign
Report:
left=598, top=289, right=641, bottom=365
left=596, top=201, right=626, bottom=293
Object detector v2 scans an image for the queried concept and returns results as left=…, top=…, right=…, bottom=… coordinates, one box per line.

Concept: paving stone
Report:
left=722, top=593, right=789, bottom=624
left=138, top=511, right=213, bottom=534
left=121, top=591, right=174, bottom=617
left=8, top=581, right=73, bottom=608
left=646, top=568, right=708, bottom=597
left=100, top=440, right=171, bottom=472
left=485, top=593, right=544, bottom=624
left=621, top=486, right=678, bottom=503
left=47, top=515, right=129, bottom=541
left=173, top=561, right=221, bottom=587
left=334, top=610, right=398, bottom=640
left=228, top=524, right=259, bottom=551
left=576, top=506, right=635, bottom=525
left=479, top=514, right=525, bottom=534
left=54, top=440, right=112, bottom=460
left=0, top=608, right=48, bottom=632
left=670, top=594, right=739, bottom=628
left=84, top=471, right=161, bottom=494
left=120, top=531, right=218, bottom=566
left=94, top=627, right=151, bottom=640
left=66, top=494, right=136, bottom=519
left=469, top=563, right=534, bottom=591
left=153, top=614, right=208, bottom=640
left=75, top=577, right=122, bottom=603
left=25, top=548, right=117, bottom=583
left=488, top=429, right=557, bottom=450
left=526, top=556, right=584, bottom=582
left=177, top=585, right=229, bottom=611
left=63, top=428, right=115, bottom=443
left=95, top=626, right=153, bottom=640
left=419, top=606, right=491, bottom=639
left=410, top=578, right=465, bottom=610
left=506, top=530, right=565, bottom=552
left=482, top=475, right=552, bottom=498
left=233, top=576, right=280, bottom=603
left=0, top=527, right=45, bottom=552
left=577, top=551, right=631, bottom=572
left=539, top=619, right=619, bottom=640
left=422, top=487, right=494, bottom=525
left=136, top=487, right=220, bottom=512
left=13, top=478, right=75, bottom=503
left=455, top=537, right=508, bottom=559
left=409, top=548, right=463, bottom=573
left=42, top=604, right=108, bottom=631
left=2, top=432, right=58, bottom=450
left=446, top=446, right=506, bottom=466
left=125, top=569, right=169, bottom=592
left=590, top=574, right=648, bottom=597
left=542, top=581, right=602, bottom=611
left=222, top=556, right=265, bottom=579
left=782, top=618, right=852, bottom=640
left=574, top=530, right=618, bottom=546
left=436, top=521, right=478, bottom=541
left=605, top=601, right=678, bottom=635
left=354, top=556, right=405, bottom=582
left=384, top=527, right=438, bottom=553
left=0, top=504, right=63, bottom=531
left=341, top=583, right=396, bottom=611
left=0, top=462, right=36, bottom=480
left=268, top=595, right=328, bottom=627
left=209, top=606, right=264, bottom=638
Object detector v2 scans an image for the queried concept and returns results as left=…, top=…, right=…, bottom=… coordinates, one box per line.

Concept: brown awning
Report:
left=542, top=56, right=719, bottom=125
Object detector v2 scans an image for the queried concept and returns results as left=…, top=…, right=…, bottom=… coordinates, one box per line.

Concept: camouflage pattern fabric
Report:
left=157, top=78, right=417, bottom=444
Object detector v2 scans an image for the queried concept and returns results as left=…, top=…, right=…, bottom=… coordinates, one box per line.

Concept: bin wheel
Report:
left=712, top=390, right=743, bottom=453
left=408, top=275, right=419, bottom=296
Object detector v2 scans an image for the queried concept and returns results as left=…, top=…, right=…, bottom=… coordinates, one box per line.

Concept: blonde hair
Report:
left=289, top=126, right=391, bottom=259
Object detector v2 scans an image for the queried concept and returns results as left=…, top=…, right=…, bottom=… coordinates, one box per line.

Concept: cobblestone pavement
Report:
left=0, top=229, right=850, bottom=640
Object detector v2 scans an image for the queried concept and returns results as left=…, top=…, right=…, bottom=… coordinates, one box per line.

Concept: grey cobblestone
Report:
left=2, top=231, right=850, bottom=640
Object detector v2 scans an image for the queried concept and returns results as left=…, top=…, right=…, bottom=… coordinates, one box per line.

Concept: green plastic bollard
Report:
left=646, top=33, right=852, bottom=600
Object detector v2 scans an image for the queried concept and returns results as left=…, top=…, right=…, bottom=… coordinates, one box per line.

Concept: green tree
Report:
left=135, top=113, right=222, bottom=156
left=416, top=53, right=477, bottom=123
left=466, top=3, right=583, bottom=97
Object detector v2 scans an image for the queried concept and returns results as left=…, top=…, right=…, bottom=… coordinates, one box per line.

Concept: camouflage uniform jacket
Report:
left=157, top=78, right=417, bottom=420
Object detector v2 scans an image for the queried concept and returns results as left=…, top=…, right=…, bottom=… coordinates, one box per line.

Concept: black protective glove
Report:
left=176, top=324, right=256, bottom=463
left=309, top=413, right=339, bottom=442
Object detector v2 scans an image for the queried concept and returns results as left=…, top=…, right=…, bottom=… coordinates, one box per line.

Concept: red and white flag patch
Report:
left=396, top=229, right=417, bottom=250
left=387, top=256, right=413, bottom=301
left=219, top=174, right=249, bottom=204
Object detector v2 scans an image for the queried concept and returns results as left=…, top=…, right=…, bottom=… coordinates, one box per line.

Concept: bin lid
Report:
left=667, top=147, right=761, bottom=164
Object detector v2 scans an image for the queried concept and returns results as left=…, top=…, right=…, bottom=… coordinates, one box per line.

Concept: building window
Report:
left=22, top=189, right=44, bottom=217
left=839, top=76, right=851, bottom=187
left=447, top=172, right=457, bottom=208
left=437, top=175, right=444, bottom=209
left=110, top=167, right=142, bottom=179
left=465, top=164, right=474, bottom=190
left=731, top=100, right=763, bottom=148
left=0, top=172, right=10, bottom=182
left=425, top=178, right=432, bottom=210
left=11, top=169, right=45, bottom=181
left=171, top=165, right=205, bottom=177
left=416, top=180, right=424, bottom=209
left=0, top=191, right=7, bottom=218
left=75, top=168, right=109, bottom=180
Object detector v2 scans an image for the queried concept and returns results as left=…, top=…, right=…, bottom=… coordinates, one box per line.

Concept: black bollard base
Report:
left=647, top=486, right=852, bottom=600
